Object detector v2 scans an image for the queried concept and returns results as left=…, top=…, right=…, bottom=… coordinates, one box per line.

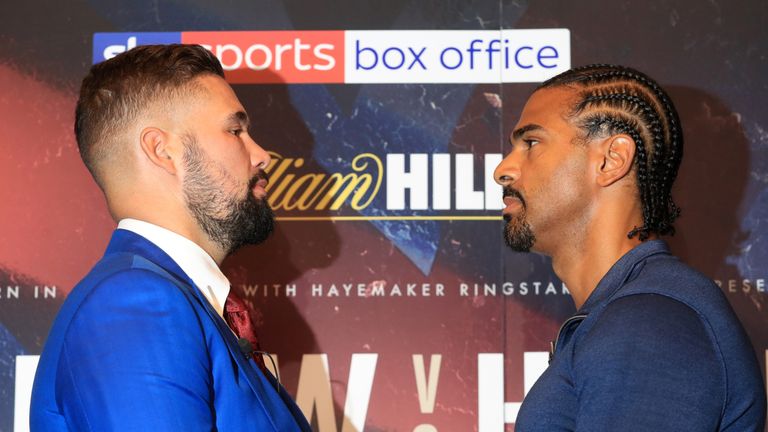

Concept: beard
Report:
left=503, top=213, right=535, bottom=252
left=181, top=135, right=274, bottom=255
left=502, top=186, right=535, bottom=252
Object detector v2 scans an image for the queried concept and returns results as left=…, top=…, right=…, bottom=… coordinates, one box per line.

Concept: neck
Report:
left=547, top=203, right=647, bottom=309
left=108, top=193, right=228, bottom=265
left=190, top=231, right=228, bottom=265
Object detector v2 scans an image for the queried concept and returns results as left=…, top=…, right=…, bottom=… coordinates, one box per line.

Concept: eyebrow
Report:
left=511, top=124, right=544, bottom=141
left=227, top=111, right=250, bottom=128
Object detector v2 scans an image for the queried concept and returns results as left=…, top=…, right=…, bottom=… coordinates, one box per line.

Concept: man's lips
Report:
left=250, top=174, right=269, bottom=197
left=502, top=196, right=523, bottom=215
left=502, top=187, right=525, bottom=216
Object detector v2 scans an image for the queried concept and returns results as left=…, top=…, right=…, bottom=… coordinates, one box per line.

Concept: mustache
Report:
left=503, top=186, right=526, bottom=208
left=247, top=170, right=270, bottom=190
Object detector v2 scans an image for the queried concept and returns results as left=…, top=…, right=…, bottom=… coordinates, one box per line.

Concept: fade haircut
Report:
left=74, top=44, right=225, bottom=188
left=539, top=64, right=683, bottom=241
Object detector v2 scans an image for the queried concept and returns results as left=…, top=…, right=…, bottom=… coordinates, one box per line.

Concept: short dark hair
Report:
left=74, top=44, right=224, bottom=187
left=539, top=64, right=683, bottom=240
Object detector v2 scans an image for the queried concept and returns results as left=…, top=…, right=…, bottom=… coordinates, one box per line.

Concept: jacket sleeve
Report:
left=56, top=269, right=215, bottom=431
left=572, top=294, right=724, bottom=431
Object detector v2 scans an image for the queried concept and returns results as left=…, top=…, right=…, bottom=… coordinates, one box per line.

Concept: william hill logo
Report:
left=265, top=152, right=503, bottom=221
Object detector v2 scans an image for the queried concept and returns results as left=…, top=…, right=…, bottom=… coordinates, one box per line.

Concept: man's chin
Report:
left=221, top=197, right=275, bottom=254
left=241, top=207, right=275, bottom=246
left=503, top=218, right=536, bottom=252
left=504, top=239, right=534, bottom=253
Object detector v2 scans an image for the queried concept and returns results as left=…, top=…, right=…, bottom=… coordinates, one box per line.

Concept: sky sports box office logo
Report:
left=93, top=30, right=570, bottom=83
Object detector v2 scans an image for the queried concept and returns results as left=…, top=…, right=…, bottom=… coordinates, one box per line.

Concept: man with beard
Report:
left=30, top=45, right=310, bottom=431
left=494, top=64, right=765, bottom=430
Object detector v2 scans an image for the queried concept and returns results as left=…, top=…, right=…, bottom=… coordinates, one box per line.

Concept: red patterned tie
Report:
left=224, top=290, right=269, bottom=375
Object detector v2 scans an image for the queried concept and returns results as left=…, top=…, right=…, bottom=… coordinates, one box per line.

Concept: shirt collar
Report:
left=578, top=239, right=671, bottom=314
left=117, top=218, right=230, bottom=318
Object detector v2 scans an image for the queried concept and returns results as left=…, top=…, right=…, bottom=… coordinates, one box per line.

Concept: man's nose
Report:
left=494, top=150, right=522, bottom=186
left=244, top=134, right=271, bottom=170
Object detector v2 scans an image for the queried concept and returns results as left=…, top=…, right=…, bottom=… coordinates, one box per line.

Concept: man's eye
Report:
left=524, top=139, right=539, bottom=148
left=230, top=129, right=243, bottom=137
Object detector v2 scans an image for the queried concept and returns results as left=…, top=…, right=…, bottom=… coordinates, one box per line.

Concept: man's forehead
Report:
left=512, top=87, right=577, bottom=133
left=192, top=75, right=248, bottom=120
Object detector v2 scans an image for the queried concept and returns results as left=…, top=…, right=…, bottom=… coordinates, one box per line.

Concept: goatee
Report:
left=502, top=186, right=535, bottom=252
left=503, top=213, right=535, bottom=252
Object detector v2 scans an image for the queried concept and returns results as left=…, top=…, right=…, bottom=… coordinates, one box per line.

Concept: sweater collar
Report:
left=577, top=240, right=671, bottom=314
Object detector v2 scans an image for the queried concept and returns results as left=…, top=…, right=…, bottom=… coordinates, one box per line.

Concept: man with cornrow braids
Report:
left=494, top=64, right=765, bottom=431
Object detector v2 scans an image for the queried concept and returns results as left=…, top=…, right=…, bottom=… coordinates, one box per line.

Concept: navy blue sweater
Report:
left=516, top=240, right=765, bottom=431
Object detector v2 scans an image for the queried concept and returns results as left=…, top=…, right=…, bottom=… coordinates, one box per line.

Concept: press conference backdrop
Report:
left=1, top=1, right=766, bottom=431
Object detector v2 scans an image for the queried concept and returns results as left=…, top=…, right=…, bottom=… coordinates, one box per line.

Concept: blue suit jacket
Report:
left=31, top=229, right=311, bottom=431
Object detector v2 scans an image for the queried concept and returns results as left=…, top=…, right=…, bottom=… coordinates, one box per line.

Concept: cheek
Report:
left=216, top=141, right=246, bottom=162
left=206, top=141, right=251, bottom=179
left=555, top=158, right=590, bottom=201
left=202, top=155, right=249, bottom=195
left=220, top=152, right=249, bottom=176
left=528, top=153, right=591, bottom=218
left=559, top=161, right=593, bottom=223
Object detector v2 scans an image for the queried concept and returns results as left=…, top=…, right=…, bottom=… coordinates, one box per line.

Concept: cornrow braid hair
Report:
left=539, top=64, right=683, bottom=240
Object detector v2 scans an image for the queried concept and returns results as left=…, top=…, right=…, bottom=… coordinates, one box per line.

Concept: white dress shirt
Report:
left=117, top=218, right=230, bottom=318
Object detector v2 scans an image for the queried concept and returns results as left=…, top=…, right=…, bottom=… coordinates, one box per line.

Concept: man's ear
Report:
left=139, top=127, right=178, bottom=175
left=596, top=134, right=636, bottom=187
